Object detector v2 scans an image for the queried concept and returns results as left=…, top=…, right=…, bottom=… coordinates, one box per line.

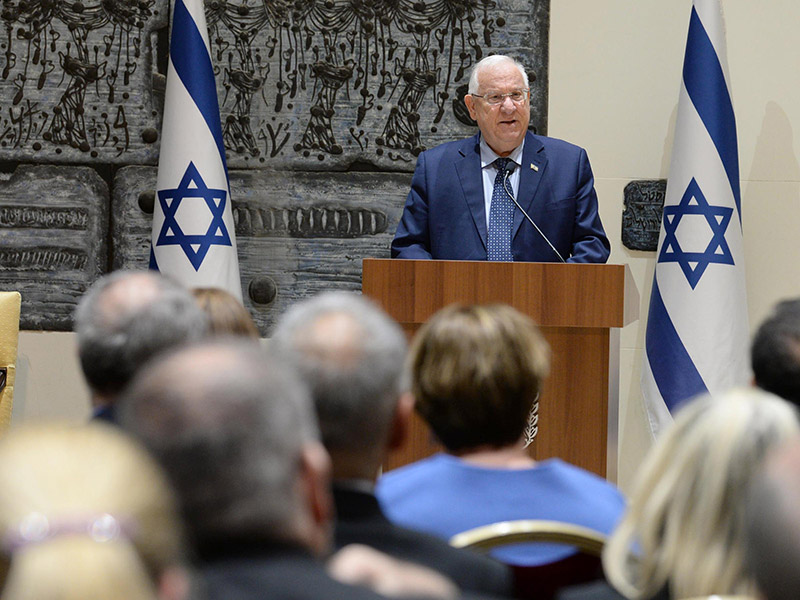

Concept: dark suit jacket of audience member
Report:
left=198, top=541, right=403, bottom=600
left=333, top=485, right=514, bottom=597
left=557, top=580, right=669, bottom=600
left=91, top=405, right=115, bottom=423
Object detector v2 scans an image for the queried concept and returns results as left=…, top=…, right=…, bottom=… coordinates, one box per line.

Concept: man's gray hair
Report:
left=271, top=291, right=408, bottom=454
left=468, top=54, right=529, bottom=94
left=118, top=339, right=319, bottom=549
left=74, top=270, right=210, bottom=396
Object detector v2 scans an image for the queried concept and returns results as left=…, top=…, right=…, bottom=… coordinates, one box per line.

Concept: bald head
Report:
left=74, top=270, right=209, bottom=403
left=119, top=339, right=328, bottom=552
left=271, top=292, right=408, bottom=463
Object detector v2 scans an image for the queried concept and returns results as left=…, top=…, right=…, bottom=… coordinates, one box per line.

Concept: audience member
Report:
left=584, top=388, right=800, bottom=600
left=751, top=298, right=800, bottom=407
left=118, top=339, right=457, bottom=600
left=74, top=270, right=209, bottom=422
left=191, top=287, right=260, bottom=338
left=376, top=303, right=625, bottom=566
left=0, top=423, right=187, bottom=600
left=744, top=436, right=800, bottom=600
left=272, top=292, right=513, bottom=596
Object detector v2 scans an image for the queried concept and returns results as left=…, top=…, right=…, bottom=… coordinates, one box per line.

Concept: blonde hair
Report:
left=410, top=303, right=550, bottom=452
left=192, top=287, right=259, bottom=338
left=604, top=388, right=800, bottom=600
left=0, top=423, right=184, bottom=600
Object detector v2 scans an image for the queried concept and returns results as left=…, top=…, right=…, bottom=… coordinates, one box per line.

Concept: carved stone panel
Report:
left=202, top=0, right=550, bottom=169
left=622, top=179, right=666, bottom=252
left=0, top=165, right=108, bottom=330
left=0, top=0, right=168, bottom=164
left=113, top=165, right=407, bottom=334
left=0, top=0, right=549, bottom=169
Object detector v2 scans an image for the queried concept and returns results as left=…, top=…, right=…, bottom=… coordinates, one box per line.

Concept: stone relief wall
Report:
left=0, top=0, right=550, bottom=334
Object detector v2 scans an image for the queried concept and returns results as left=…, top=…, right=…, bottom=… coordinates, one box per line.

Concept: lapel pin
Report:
left=530, top=163, right=538, bottom=171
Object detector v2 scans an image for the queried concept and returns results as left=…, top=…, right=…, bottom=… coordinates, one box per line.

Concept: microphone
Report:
left=502, top=166, right=566, bottom=263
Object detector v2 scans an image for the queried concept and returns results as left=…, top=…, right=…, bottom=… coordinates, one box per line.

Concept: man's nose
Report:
left=499, top=95, right=516, bottom=110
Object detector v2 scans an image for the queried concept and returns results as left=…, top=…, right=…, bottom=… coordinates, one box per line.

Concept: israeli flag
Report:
left=641, top=0, right=749, bottom=436
left=150, top=0, right=242, bottom=301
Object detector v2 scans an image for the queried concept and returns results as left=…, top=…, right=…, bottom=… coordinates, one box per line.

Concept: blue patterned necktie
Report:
left=487, top=157, right=514, bottom=261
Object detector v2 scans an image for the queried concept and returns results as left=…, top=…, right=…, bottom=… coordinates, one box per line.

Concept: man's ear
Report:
left=299, top=441, right=334, bottom=555
left=464, top=93, right=478, bottom=120
left=387, top=392, right=415, bottom=451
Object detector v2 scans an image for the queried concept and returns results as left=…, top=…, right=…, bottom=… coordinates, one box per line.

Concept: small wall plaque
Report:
left=622, top=179, right=666, bottom=251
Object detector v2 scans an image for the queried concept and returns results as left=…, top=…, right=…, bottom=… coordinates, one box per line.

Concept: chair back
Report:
left=0, top=292, right=21, bottom=431
left=680, top=596, right=758, bottom=600
left=450, top=519, right=607, bottom=600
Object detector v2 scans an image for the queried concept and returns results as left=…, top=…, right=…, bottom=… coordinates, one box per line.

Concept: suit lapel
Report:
left=513, top=132, right=548, bottom=239
left=454, top=134, right=487, bottom=249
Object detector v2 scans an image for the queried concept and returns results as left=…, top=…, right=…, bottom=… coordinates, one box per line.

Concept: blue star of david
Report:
left=156, top=161, right=232, bottom=271
left=658, top=177, right=734, bottom=289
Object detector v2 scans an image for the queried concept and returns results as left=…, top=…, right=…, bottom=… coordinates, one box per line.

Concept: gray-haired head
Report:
left=118, top=338, right=324, bottom=552
left=468, top=54, right=529, bottom=94
left=74, top=270, right=210, bottom=402
left=745, top=437, right=800, bottom=600
left=271, top=292, right=408, bottom=458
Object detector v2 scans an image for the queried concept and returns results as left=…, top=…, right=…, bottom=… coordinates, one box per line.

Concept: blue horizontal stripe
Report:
left=683, top=6, right=741, bottom=223
left=645, top=279, right=708, bottom=412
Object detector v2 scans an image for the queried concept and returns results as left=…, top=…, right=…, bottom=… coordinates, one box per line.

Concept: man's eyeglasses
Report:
left=470, top=89, right=529, bottom=105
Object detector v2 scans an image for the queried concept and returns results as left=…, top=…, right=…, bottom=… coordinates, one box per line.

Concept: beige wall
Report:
left=14, top=332, right=90, bottom=423
left=550, top=0, right=800, bottom=491
left=10, top=1, right=800, bottom=493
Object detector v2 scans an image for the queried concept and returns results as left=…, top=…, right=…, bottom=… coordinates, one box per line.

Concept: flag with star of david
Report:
left=641, top=0, right=749, bottom=436
left=150, top=0, right=242, bottom=301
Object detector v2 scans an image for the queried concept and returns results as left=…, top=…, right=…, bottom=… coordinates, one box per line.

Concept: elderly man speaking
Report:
left=391, top=54, right=610, bottom=264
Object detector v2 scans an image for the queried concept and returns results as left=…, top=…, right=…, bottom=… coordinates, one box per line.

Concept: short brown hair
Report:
left=410, top=304, right=550, bottom=452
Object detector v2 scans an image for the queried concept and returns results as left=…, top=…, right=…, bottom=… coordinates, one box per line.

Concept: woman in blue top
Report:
left=376, top=303, right=626, bottom=567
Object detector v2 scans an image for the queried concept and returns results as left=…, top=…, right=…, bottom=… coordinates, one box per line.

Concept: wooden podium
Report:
left=362, top=258, right=638, bottom=481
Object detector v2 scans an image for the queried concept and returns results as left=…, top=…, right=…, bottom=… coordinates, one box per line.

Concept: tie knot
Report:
left=495, top=158, right=510, bottom=175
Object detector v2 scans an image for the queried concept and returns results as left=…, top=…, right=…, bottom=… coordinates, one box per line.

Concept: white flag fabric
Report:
left=641, top=0, right=749, bottom=436
left=150, top=0, right=242, bottom=301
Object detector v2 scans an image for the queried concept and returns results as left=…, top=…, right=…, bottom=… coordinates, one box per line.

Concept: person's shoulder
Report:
left=419, top=134, right=479, bottom=160
left=376, top=455, right=449, bottom=495
left=541, top=459, right=625, bottom=499
left=380, top=454, right=447, bottom=481
left=530, top=132, right=586, bottom=156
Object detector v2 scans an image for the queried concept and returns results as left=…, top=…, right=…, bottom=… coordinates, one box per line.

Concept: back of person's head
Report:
left=191, top=287, right=260, bottom=339
left=118, top=339, right=329, bottom=555
left=409, top=303, right=550, bottom=453
left=744, top=437, right=800, bottom=600
left=751, top=298, right=800, bottom=407
left=603, top=388, right=800, bottom=600
left=0, top=423, right=184, bottom=600
left=74, top=270, right=210, bottom=399
left=271, top=291, right=408, bottom=456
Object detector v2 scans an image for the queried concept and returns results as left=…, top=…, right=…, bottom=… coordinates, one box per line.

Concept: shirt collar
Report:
left=479, top=135, right=525, bottom=169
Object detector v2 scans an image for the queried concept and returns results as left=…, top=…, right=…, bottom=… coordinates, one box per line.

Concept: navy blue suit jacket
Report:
left=391, top=132, right=611, bottom=263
